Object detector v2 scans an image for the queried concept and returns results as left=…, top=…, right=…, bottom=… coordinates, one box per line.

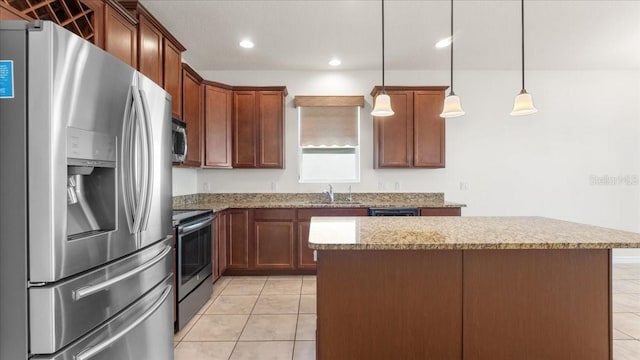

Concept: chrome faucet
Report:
left=323, top=184, right=334, bottom=203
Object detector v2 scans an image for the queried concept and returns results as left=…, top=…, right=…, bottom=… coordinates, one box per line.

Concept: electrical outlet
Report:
left=459, top=182, right=470, bottom=191
left=378, top=181, right=385, bottom=190
left=203, top=182, right=211, bottom=192
left=271, top=182, right=278, bottom=192
left=394, top=182, right=401, bottom=191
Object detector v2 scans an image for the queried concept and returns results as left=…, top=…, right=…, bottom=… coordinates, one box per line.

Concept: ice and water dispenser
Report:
left=66, top=127, right=116, bottom=240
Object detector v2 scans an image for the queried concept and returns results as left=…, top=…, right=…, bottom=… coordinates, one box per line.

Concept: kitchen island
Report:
left=308, top=216, right=640, bottom=360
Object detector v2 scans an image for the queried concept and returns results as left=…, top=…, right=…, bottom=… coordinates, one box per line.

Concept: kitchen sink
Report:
left=304, top=200, right=362, bottom=205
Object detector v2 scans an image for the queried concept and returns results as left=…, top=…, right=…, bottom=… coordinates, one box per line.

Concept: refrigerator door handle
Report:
left=137, top=88, right=154, bottom=232
left=121, top=88, right=138, bottom=234
left=72, top=245, right=172, bottom=301
left=73, top=285, right=172, bottom=360
left=130, top=85, right=148, bottom=234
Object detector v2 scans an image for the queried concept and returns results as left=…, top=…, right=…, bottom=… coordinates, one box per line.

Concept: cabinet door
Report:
left=104, top=4, right=137, bottom=68
left=255, top=221, right=295, bottom=270
left=137, top=15, right=163, bottom=85
left=217, top=211, right=228, bottom=275
left=414, top=91, right=445, bottom=168
left=182, top=67, right=203, bottom=167
left=374, top=91, right=413, bottom=168
left=233, top=91, right=257, bottom=167
left=204, top=85, right=233, bottom=168
left=257, top=91, right=284, bottom=168
left=163, top=40, right=182, bottom=120
left=227, top=210, right=250, bottom=269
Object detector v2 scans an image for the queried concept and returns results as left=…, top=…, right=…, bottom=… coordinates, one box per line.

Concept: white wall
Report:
left=172, top=167, right=198, bottom=196
left=182, top=69, right=640, bottom=236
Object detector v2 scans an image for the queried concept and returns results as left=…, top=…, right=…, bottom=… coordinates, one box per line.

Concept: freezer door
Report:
left=32, top=276, right=174, bottom=360
left=29, top=237, right=173, bottom=354
left=26, top=21, right=172, bottom=282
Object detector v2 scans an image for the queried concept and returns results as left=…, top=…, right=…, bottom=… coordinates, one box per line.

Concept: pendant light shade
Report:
left=371, top=0, right=394, bottom=117
left=511, top=89, right=537, bottom=116
left=441, top=93, right=465, bottom=118
left=371, top=94, right=394, bottom=117
left=511, top=0, right=537, bottom=116
left=440, top=0, right=465, bottom=119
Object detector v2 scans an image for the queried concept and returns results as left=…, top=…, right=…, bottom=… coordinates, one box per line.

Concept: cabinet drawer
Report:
left=254, top=208, right=296, bottom=221
left=297, top=208, right=368, bottom=221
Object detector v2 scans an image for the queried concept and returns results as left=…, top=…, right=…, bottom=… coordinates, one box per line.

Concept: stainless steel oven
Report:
left=173, top=209, right=214, bottom=329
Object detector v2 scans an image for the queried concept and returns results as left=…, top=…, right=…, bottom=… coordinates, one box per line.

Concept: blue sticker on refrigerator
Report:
left=0, top=60, right=15, bottom=99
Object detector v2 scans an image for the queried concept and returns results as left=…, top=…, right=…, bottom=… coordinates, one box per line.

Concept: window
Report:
left=295, top=96, right=363, bottom=183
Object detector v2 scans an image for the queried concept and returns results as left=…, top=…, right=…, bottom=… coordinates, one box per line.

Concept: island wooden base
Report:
left=316, top=249, right=611, bottom=360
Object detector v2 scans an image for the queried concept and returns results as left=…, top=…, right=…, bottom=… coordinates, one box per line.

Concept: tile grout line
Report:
left=226, top=278, right=267, bottom=359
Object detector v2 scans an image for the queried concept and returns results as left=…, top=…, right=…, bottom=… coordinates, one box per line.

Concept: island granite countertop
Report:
left=308, top=216, right=640, bottom=250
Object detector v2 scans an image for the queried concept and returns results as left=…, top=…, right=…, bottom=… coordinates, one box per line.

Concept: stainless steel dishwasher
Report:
left=368, top=208, right=420, bottom=216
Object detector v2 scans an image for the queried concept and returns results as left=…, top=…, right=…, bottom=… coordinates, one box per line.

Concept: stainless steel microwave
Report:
left=172, top=119, right=187, bottom=162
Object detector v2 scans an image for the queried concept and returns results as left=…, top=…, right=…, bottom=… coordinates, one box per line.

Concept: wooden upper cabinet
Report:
left=414, top=91, right=446, bottom=167
left=372, top=86, right=447, bottom=168
left=373, top=91, right=413, bottom=168
left=120, top=1, right=185, bottom=91
left=233, top=88, right=287, bottom=169
left=137, top=15, right=162, bottom=85
left=233, top=91, right=258, bottom=168
left=181, top=64, right=203, bottom=167
left=204, top=82, right=233, bottom=168
left=103, top=1, right=137, bottom=67
left=258, top=91, right=285, bottom=168
left=164, top=40, right=182, bottom=119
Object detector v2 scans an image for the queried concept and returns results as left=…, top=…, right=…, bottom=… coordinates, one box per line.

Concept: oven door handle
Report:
left=179, top=216, right=214, bottom=235
left=72, top=245, right=172, bottom=301
left=73, top=285, right=172, bottom=360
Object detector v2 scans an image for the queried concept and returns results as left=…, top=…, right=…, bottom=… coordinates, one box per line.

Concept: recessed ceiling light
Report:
left=329, top=58, right=341, bottom=66
left=435, top=36, right=452, bottom=49
left=239, top=39, right=254, bottom=49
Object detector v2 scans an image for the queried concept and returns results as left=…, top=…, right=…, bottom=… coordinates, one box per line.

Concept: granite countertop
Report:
left=173, top=192, right=465, bottom=212
left=308, top=216, right=640, bottom=250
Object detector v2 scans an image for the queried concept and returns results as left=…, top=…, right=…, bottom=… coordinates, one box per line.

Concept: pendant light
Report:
left=440, top=0, right=465, bottom=118
left=510, top=0, right=537, bottom=116
left=371, top=0, right=394, bottom=117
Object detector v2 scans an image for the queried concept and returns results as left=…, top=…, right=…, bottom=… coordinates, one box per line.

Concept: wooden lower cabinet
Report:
left=255, top=221, right=295, bottom=269
left=227, top=209, right=251, bottom=270
left=316, top=248, right=610, bottom=359
left=254, top=209, right=295, bottom=270
left=420, top=207, right=461, bottom=216
left=217, top=210, right=228, bottom=277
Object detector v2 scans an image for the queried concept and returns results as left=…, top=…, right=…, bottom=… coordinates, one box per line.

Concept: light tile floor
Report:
left=175, top=263, right=640, bottom=360
left=174, top=275, right=316, bottom=360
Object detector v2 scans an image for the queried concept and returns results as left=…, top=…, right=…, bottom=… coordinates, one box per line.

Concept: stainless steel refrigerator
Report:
left=0, top=20, right=174, bottom=360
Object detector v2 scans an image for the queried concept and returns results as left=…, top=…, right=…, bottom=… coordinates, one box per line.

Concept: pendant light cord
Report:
left=449, top=0, right=454, bottom=95
left=521, top=0, right=525, bottom=91
left=381, top=0, right=386, bottom=93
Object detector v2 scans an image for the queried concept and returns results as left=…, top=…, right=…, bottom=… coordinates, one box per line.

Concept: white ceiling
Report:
left=141, top=0, right=640, bottom=72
